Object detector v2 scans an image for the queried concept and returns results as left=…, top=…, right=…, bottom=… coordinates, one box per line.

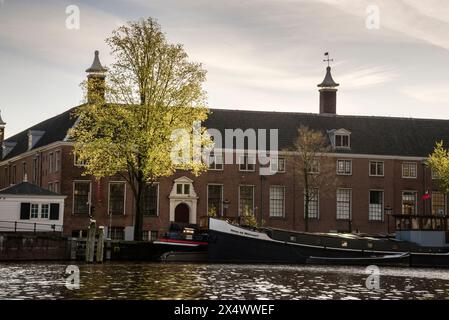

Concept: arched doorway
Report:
left=174, top=203, right=190, bottom=224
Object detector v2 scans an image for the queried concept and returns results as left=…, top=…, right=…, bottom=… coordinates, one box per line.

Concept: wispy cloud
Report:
left=339, top=66, right=398, bottom=90
left=402, top=84, right=449, bottom=104
left=311, top=0, right=449, bottom=51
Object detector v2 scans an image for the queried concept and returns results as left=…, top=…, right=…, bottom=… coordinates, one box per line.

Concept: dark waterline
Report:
left=1, top=262, right=449, bottom=300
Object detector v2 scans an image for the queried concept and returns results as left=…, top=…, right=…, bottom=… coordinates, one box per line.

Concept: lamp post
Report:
left=385, top=205, right=393, bottom=235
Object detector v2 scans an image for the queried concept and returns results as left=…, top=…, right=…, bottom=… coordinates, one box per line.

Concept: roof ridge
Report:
left=209, top=108, right=449, bottom=122
left=4, top=106, right=80, bottom=142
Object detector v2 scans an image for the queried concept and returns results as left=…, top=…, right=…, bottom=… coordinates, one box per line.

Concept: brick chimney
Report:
left=86, top=50, right=107, bottom=104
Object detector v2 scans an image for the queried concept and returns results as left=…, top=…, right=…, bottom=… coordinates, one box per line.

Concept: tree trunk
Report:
left=304, top=169, right=309, bottom=232
left=305, top=194, right=309, bottom=232
left=133, top=181, right=144, bottom=241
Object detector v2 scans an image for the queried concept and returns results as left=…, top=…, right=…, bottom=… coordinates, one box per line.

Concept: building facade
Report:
left=0, top=52, right=448, bottom=240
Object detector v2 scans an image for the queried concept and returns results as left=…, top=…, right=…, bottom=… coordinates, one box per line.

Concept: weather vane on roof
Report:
left=323, top=52, right=333, bottom=67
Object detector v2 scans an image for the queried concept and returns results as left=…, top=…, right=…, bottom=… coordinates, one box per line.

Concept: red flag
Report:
left=422, top=191, right=431, bottom=201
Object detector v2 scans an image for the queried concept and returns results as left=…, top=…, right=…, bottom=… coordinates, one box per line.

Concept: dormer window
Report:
left=335, top=134, right=349, bottom=148
left=27, top=130, right=45, bottom=150
left=329, top=129, right=351, bottom=149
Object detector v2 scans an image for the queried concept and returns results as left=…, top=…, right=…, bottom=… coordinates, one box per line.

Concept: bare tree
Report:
left=294, top=126, right=336, bottom=232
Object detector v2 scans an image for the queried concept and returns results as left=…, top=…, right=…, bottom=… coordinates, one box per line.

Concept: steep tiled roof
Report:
left=205, top=109, right=449, bottom=157
left=0, top=181, right=61, bottom=196
left=2, top=107, right=79, bottom=160
left=3, top=107, right=449, bottom=160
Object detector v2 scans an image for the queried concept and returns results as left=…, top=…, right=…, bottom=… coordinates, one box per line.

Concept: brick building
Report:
left=0, top=51, right=448, bottom=240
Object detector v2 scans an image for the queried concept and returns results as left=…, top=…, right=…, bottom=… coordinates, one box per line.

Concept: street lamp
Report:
left=385, top=205, right=393, bottom=235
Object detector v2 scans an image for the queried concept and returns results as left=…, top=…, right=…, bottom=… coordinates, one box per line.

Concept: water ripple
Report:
left=0, top=262, right=448, bottom=300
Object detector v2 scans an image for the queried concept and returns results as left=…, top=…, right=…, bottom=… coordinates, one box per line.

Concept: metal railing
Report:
left=0, top=220, right=63, bottom=234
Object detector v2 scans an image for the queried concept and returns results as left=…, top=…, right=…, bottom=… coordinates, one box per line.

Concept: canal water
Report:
left=0, top=262, right=449, bottom=300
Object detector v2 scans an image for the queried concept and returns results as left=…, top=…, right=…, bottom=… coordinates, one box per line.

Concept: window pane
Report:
left=305, top=189, right=319, bottom=219
left=336, top=135, right=342, bottom=147
left=336, top=189, right=351, bottom=220
left=143, top=184, right=158, bottom=216
left=109, top=183, right=125, bottom=215
left=432, top=192, right=445, bottom=216
left=41, top=204, right=49, bottom=219
left=176, top=184, right=183, bottom=194
left=278, top=158, right=286, bottom=171
left=109, top=227, right=124, bottom=240
left=239, top=186, right=254, bottom=215
left=369, top=190, right=384, bottom=221
left=74, top=182, right=90, bottom=214
left=208, top=185, right=223, bottom=216
left=402, top=192, right=417, bottom=215
left=403, top=163, right=417, bottom=178
left=31, top=204, right=39, bottom=219
left=378, top=163, right=384, bottom=175
left=270, top=186, right=285, bottom=217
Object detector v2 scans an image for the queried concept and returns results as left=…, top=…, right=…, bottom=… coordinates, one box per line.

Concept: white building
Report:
left=0, top=181, right=66, bottom=233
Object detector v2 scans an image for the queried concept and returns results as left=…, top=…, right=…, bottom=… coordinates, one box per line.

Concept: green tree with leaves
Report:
left=427, top=141, right=449, bottom=193
left=70, top=18, right=212, bottom=240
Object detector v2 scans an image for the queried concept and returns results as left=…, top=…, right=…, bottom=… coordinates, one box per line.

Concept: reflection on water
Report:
left=0, top=262, right=449, bottom=300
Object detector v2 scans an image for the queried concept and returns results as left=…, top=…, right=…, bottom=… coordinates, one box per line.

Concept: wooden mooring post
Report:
left=85, top=219, right=96, bottom=263
left=96, top=226, right=105, bottom=263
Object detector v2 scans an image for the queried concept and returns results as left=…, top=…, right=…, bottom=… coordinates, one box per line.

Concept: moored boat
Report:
left=151, top=223, right=208, bottom=260
left=207, top=217, right=449, bottom=267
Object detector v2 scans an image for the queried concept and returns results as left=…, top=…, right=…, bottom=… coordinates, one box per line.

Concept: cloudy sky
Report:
left=0, top=0, right=449, bottom=137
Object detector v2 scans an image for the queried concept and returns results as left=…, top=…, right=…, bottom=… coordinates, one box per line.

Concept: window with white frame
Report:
left=336, top=189, right=351, bottom=220
left=109, top=182, right=126, bottom=215
left=73, top=181, right=91, bottom=215
left=305, top=188, right=319, bottom=219
left=32, top=158, right=38, bottom=183
left=239, top=154, right=256, bottom=172
left=12, top=165, right=16, bottom=184
left=143, top=184, right=159, bottom=216
left=49, top=153, right=54, bottom=173
left=109, top=227, right=125, bottom=240
left=402, top=191, right=417, bottom=215
left=431, top=169, right=439, bottom=180
left=432, top=192, right=446, bottom=216
left=369, top=190, right=384, bottom=221
left=369, top=161, right=384, bottom=177
left=22, top=162, right=26, bottom=181
left=74, top=153, right=87, bottom=166
left=40, top=204, right=49, bottom=219
left=239, top=185, right=254, bottom=216
left=142, top=231, right=158, bottom=241
left=270, top=157, right=286, bottom=173
left=208, top=184, right=223, bottom=216
left=55, top=151, right=61, bottom=172
left=208, top=152, right=223, bottom=170
left=308, top=159, right=320, bottom=174
left=176, top=183, right=190, bottom=195
left=30, top=204, right=39, bottom=219
left=269, top=186, right=285, bottom=218
left=337, top=160, right=352, bottom=175
left=402, top=162, right=417, bottom=178
left=335, top=134, right=350, bottom=148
